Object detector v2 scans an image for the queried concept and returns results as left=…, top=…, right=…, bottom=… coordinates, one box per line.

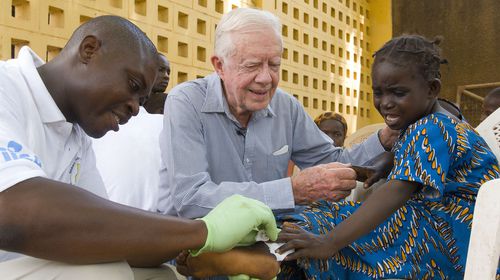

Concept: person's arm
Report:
left=291, top=162, right=357, bottom=204
left=0, top=180, right=278, bottom=267
left=322, top=180, right=418, bottom=254
left=351, top=151, right=395, bottom=188
left=0, top=177, right=206, bottom=267
left=176, top=243, right=280, bottom=279
left=0, top=82, right=276, bottom=266
left=158, top=90, right=296, bottom=218
left=159, top=94, right=361, bottom=217
left=287, top=97, right=387, bottom=169
left=278, top=179, right=419, bottom=259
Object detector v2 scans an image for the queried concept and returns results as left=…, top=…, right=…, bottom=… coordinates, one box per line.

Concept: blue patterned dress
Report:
left=279, top=113, right=500, bottom=279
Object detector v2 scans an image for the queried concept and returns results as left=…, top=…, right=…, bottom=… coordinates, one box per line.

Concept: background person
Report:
left=481, top=87, right=500, bottom=121
left=143, top=53, right=170, bottom=114
left=313, top=112, right=348, bottom=147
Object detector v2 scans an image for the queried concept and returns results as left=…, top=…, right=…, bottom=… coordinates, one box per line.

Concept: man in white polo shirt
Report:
left=0, top=15, right=278, bottom=279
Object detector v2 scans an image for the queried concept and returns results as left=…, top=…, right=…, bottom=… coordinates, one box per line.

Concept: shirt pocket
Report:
left=266, top=152, right=290, bottom=179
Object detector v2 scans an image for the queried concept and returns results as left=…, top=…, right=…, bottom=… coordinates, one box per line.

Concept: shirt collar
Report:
left=201, top=73, right=225, bottom=113
left=18, top=46, right=67, bottom=124
left=201, top=72, right=276, bottom=121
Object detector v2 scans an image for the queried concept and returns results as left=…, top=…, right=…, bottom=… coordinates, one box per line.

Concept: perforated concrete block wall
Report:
left=0, top=0, right=391, bottom=129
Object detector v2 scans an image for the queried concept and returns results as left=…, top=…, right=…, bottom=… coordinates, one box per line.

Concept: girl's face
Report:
left=372, top=60, right=439, bottom=130
left=318, top=119, right=346, bottom=147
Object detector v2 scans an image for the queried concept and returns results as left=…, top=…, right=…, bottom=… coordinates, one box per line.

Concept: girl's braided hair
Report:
left=373, top=34, right=448, bottom=81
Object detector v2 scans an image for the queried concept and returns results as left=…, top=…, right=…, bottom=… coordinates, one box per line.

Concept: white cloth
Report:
left=255, top=230, right=293, bottom=262
left=92, top=107, right=163, bottom=211
left=0, top=47, right=107, bottom=262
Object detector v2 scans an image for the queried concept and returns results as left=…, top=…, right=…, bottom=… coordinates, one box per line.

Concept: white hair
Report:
left=214, top=8, right=283, bottom=60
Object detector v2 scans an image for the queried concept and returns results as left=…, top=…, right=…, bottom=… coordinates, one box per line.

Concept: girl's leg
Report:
left=176, top=242, right=280, bottom=280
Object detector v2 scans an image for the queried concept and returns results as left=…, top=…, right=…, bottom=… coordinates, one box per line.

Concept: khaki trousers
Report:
left=0, top=256, right=185, bottom=280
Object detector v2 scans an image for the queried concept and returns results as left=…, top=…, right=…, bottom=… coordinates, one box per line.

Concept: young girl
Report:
left=276, top=35, right=500, bottom=279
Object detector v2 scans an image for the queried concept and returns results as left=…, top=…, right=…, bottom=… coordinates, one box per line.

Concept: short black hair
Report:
left=64, top=15, right=157, bottom=56
left=373, top=34, right=447, bottom=81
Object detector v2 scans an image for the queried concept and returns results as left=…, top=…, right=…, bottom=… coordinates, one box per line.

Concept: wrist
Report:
left=325, top=232, right=341, bottom=255
left=189, top=218, right=210, bottom=256
left=290, top=175, right=301, bottom=204
left=291, top=170, right=311, bottom=205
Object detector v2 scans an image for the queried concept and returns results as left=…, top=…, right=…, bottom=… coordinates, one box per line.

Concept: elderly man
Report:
left=159, top=8, right=394, bottom=218
left=0, top=15, right=277, bottom=279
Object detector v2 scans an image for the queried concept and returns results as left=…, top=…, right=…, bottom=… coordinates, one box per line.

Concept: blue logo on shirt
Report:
left=0, top=140, right=42, bottom=167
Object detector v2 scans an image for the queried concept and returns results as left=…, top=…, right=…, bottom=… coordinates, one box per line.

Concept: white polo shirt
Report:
left=0, top=47, right=107, bottom=262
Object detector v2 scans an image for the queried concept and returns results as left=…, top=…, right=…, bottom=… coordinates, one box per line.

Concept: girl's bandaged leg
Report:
left=176, top=242, right=280, bottom=280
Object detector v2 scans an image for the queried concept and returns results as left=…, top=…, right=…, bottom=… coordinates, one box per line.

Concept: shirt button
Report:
left=245, top=158, right=250, bottom=163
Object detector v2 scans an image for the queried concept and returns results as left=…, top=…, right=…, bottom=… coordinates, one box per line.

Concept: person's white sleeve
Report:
left=0, top=94, right=46, bottom=192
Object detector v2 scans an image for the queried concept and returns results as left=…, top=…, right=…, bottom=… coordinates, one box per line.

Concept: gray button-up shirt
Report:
left=158, top=73, right=384, bottom=218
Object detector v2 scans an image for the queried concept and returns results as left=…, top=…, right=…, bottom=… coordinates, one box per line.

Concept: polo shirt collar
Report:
left=18, top=47, right=67, bottom=124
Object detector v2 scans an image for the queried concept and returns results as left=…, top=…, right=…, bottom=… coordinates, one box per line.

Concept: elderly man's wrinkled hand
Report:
left=291, top=162, right=356, bottom=204
left=191, top=195, right=278, bottom=256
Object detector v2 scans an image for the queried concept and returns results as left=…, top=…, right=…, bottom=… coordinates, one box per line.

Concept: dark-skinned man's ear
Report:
left=78, top=35, right=101, bottom=64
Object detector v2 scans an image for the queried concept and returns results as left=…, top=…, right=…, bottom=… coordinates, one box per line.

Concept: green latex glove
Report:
left=191, top=195, right=278, bottom=256
left=236, top=229, right=260, bottom=247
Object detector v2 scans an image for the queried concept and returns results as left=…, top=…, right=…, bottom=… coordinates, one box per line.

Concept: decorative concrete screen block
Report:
left=0, top=0, right=384, bottom=128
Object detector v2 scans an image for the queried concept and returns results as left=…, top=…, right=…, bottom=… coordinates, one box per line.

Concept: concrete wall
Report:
left=1, top=0, right=393, bottom=131
left=392, top=0, right=500, bottom=124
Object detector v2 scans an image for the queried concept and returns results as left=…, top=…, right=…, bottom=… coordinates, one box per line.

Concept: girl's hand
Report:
left=175, top=250, right=191, bottom=276
left=276, top=223, right=336, bottom=260
left=358, top=151, right=395, bottom=188
left=378, top=126, right=400, bottom=151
